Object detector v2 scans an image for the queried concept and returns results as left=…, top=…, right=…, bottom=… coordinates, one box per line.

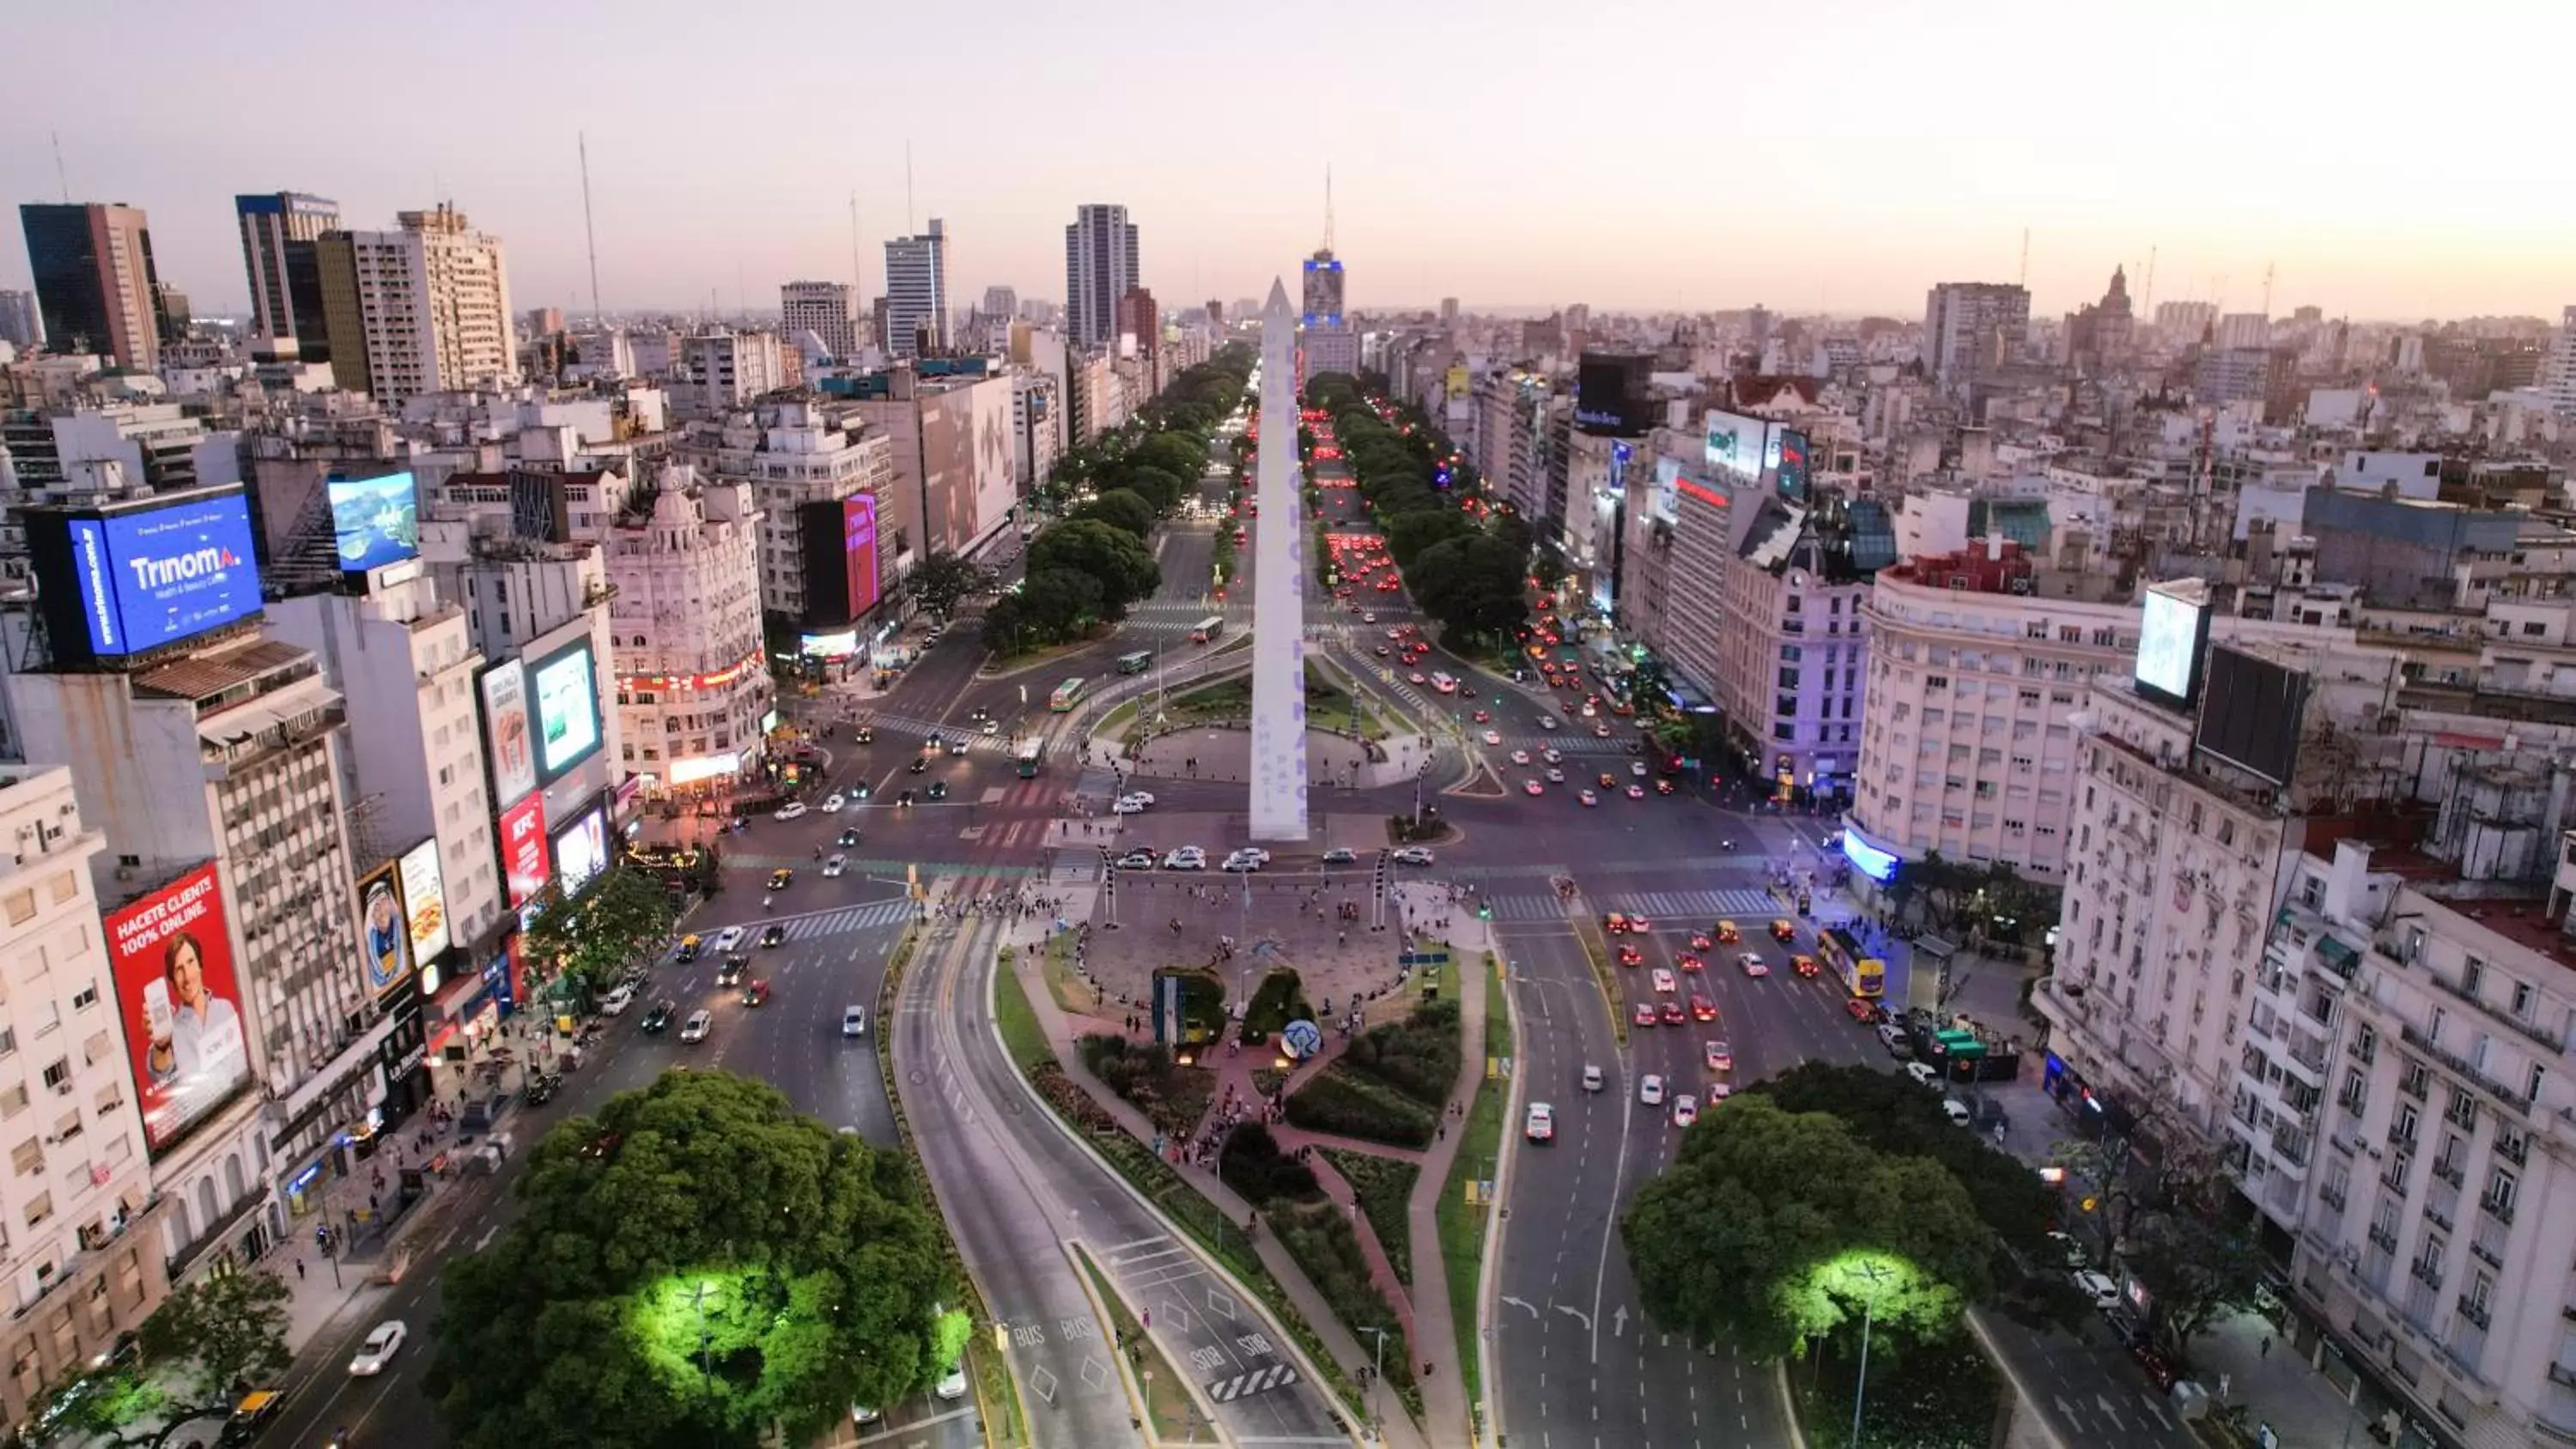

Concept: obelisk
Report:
left=1248, top=280, right=1309, bottom=841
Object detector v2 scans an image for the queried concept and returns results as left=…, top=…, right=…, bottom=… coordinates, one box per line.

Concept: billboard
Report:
left=531, top=642, right=601, bottom=779
left=1773, top=427, right=1812, bottom=502
left=105, top=864, right=248, bottom=1153
left=969, top=375, right=1018, bottom=546
left=1574, top=353, right=1652, bottom=437
left=499, top=793, right=551, bottom=906
left=30, top=491, right=264, bottom=660
left=1444, top=366, right=1471, bottom=401
left=480, top=659, right=538, bottom=807
left=357, top=862, right=414, bottom=997
left=325, top=470, right=420, bottom=573
left=554, top=805, right=611, bottom=895
left=845, top=494, right=883, bottom=618
left=918, top=390, right=976, bottom=554
left=800, top=497, right=882, bottom=627
left=2196, top=646, right=2311, bottom=786
left=1703, top=409, right=1766, bottom=481
left=2134, top=581, right=2212, bottom=707
left=396, top=837, right=450, bottom=961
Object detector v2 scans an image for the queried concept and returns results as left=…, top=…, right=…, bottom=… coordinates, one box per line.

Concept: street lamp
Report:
left=1848, top=1258, right=1893, bottom=1446
left=1358, top=1325, right=1392, bottom=1442
left=691, top=1276, right=720, bottom=1397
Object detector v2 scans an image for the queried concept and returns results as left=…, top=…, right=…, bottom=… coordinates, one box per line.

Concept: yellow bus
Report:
left=1815, top=925, right=1886, bottom=998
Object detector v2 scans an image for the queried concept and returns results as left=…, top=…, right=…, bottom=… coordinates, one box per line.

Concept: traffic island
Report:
left=1071, top=1241, right=1220, bottom=1445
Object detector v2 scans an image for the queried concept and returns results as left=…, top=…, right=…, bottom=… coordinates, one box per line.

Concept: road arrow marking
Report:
left=1612, top=1306, right=1628, bottom=1338
left=2095, top=1394, right=2127, bottom=1429
left=1501, top=1296, right=1540, bottom=1319
left=1553, top=1304, right=1592, bottom=1331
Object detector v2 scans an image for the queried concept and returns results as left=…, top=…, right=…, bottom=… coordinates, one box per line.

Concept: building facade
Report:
left=316, top=206, right=517, bottom=404
left=17, top=203, right=160, bottom=371
left=674, top=332, right=786, bottom=415
left=1065, top=204, right=1140, bottom=351
left=687, top=397, right=895, bottom=624
left=605, top=470, right=771, bottom=791
left=780, top=282, right=860, bottom=363
left=0, top=289, right=40, bottom=350
left=882, top=221, right=947, bottom=359
left=1923, top=281, right=2030, bottom=392
left=234, top=192, right=339, bottom=359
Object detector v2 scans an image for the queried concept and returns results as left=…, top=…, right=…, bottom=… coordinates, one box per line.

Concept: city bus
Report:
left=1115, top=649, right=1153, bottom=676
left=1016, top=738, right=1043, bottom=778
left=1814, top=925, right=1886, bottom=998
left=1048, top=676, right=1088, bottom=712
left=1190, top=615, right=1226, bottom=644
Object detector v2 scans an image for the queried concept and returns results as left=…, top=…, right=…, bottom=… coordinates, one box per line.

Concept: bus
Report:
left=1048, top=676, right=1088, bottom=712
left=1015, top=738, right=1043, bottom=778
left=1189, top=615, right=1226, bottom=644
left=1814, top=925, right=1886, bottom=998
left=1115, top=649, right=1153, bottom=676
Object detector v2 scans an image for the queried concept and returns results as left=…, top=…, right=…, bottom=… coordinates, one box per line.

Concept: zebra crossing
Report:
left=1480, top=885, right=1783, bottom=924
left=1204, top=1362, right=1300, bottom=1403
left=772, top=899, right=918, bottom=939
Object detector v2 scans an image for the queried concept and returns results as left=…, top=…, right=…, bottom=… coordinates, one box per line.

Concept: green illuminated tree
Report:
left=428, top=1070, right=950, bottom=1449
left=520, top=864, right=675, bottom=997
left=24, top=1270, right=292, bottom=1448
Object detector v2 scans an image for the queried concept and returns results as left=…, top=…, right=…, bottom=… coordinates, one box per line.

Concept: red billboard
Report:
left=105, top=864, right=250, bottom=1153
left=500, top=793, right=551, bottom=906
left=844, top=494, right=881, bottom=620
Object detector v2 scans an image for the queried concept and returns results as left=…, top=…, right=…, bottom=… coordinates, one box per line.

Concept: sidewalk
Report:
left=1391, top=886, right=1489, bottom=1448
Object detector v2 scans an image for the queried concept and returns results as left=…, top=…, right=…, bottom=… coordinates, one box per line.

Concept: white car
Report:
left=775, top=802, right=809, bottom=822
left=1481, top=730, right=1504, bottom=746
left=1115, top=849, right=1158, bottom=870
left=712, top=926, right=745, bottom=952
left=1905, top=1061, right=1941, bottom=1089
left=1650, top=968, right=1677, bottom=995
left=1524, top=1102, right=1555, bottom=1142
left=1537, top=716, right=1562, bottom=731
left=2070, top=1269, right=2121, bottom=1310
left=1163, top=848, right=1206, bottom=870
left=1581, top=1064, right=1605, bottom=1093
left=1221, top=852, right=1263, bottom=872
left=1738, top=953, right=1771, bottom=979
left=842, top=1005, right=868, bottom=1038
left=1638, top=1074, right=1666, bottom=1107
left=934, top=1364, right=969, bottom=1401
left=1631, top=761, right=1649, bottom=778
left=1671, top=1094, right=1699, bottom=1129
left=1112, top=795, right=1151, bottom=815
left=1239, top=846, right=1273, bottom=864
left=1545, top=767, right=1564, bottom=783
left=822, top=853, right=848, bottom=878
left=1122, top=790, right=1157, bottom=808
left=981, top=717, right=1001, bottom=734
left=1509, top=749, right=1531, bottom=766
left=1541, top=749, right=1563, bottom=765
left=348, top=1319, right=408, bottom=1375
left=819, top=791, right=846, bottom=813
left=1391, top=846, right=1436, bottom=865
left=597, top=985, right=635, bottom=1016
left=680, top=1010, right=714, bottom=1044
left=1941, top=1099, right=1973, bottom=1127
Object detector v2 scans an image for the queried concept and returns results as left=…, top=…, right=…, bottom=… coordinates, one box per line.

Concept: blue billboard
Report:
left=326, top=471, right=420, bottom=573
left=68, top=494, right=262, bottom=655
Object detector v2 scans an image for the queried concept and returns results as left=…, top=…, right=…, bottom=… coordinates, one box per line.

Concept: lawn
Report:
left=1575, top=916, right=1627, bottom=1046
left=1075, top=1243, right=1216, bottom=1444
left=1434, top=953, right=1512, bottom=1412
left=1789, top=1333, right=2004, bottom=1449
left=1273, top=1202, right=1421, bottom=1423
left=1042, top=929, right=1100, bottom=1014
left=993, top=947, right=1057, bottom=1072
left=1319, top=1149, right=1418, bottom=1284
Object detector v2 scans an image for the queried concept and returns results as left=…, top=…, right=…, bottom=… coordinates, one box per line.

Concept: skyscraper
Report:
left=315, top=203, right=517, bottom=404
left=781, top=280, right=860, bottom=361
left=981, top=285, right=1018, bottom=320
left=1118, top=286, right=1159, bottom=358
left=1064, top=203, right=1140, bottom=350
left=18, top=203, right=160, bottom=369
left=883, top=220, right=947, bottom=358
left=2543, top=306, right=2576, bottom=420
left=1922, top=281, right=2030, bottom=391
left=234, top=191, right=339, bottom=359
left=0, top=289, right=36, bottom=349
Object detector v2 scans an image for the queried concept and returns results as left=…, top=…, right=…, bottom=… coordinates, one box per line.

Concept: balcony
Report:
left=2370, top=1223, right=2399, bottom=1253
left=2482, top=1194, right=2517, bottom=1226
left=2458, top=1295, right=2492, bottom=1332
left=2427, top=967, right=2572, bottom=1053
left=2499, top=1132, right=2530, bottom=1167
left=2321, top=1180, right=2348, bottom=1210
left=2409, top=1258, right=2444, bottom=1289
left=2427, top=1184, right=2457, bottom=1228
left=2433, top=1159, right=2465, bottom=1190
left=2399, top=1022, right=2532, bottom=1115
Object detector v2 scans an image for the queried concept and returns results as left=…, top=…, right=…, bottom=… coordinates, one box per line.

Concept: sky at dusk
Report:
left=7, top=0, right=2567, bottom=325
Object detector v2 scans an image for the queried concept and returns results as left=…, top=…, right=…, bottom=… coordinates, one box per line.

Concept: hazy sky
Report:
left=8, top=0, right=2567, bottom=324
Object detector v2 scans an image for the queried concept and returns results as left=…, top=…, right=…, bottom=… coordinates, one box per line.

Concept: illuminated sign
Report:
left=1774, top=428, right=1811, bottom=502
left=396, top=838, right=450, bottom=961
left=532, top=642, right=601, bottom=779
left=325, top=471, right=420, bottom=573
left=499, top=794, right=550, bottom=906
left=1842, top=832, right=1901, bottom=884
left=105, top=864, right=249, bottom=1152
left=1703, top=409, right=1766, bottom=481
left=617, top=645, right=766, bottom=694
left=843, top=494, right=882, bottom=619
left=553, top=807, right=610, bottom=895
left=356, top=862, right=413, bottom=998
left=2134, top=582, right=2210, bottom=706
left=799, top=630, right=859, bottom=658
left=60, top=493, right=264, bottom=656
left=480, top=659, right=538, bottom=808
left=669, top=751, right=741, bottom=787
left=1674, top=476, right=1731, bottom=512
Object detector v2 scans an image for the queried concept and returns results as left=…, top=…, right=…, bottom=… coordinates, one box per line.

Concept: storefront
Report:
left=422, top=958, right=502, bottom=1110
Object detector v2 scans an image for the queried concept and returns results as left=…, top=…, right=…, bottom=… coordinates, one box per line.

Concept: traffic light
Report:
left=1477, top=902, right=1492, bottom=921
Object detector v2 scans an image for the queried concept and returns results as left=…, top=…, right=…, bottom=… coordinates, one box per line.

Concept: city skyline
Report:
left=5, top=0, right=2570, bottom=326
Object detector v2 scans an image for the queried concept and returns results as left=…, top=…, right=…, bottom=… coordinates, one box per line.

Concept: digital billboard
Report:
left=1773, top=427, right=1812, bottom=502
left=396, top=837, right=450, bottom=962
left=33, top=491, right=264, bottom=660
left=325, top=470, right=420, bottom=573
left=2196, top=646, right=2311, bottom=786
left=105, top=864, right=249, bottom=1153
left=1703, top=410, right=1766, bottom=481
left=2134, top=582, right=2212, bottom=707
left=499, top=793, right=551, bottom=907
left=554, top=805, right=610, bottom=895
left=532, top=642, right=601, bottom=779
left=357, top=862, right=414, bottom=997
left=480, top=659, right=537, bottom=807
left=845, top=495, right=882, bottom=619
left=1575, top=353, right=1652, bottom=438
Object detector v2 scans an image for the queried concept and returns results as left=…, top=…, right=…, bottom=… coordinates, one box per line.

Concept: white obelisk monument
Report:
left=1248, top=280, right=1310, bottom=841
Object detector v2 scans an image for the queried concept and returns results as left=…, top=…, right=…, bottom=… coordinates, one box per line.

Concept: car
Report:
left=674, top=935, right=702, bottom=963
left=852, top=1404, right=883, bottom=1425
left=1479, top=729, right=1503, bottom=746
left=1602, top=912, right=1631, bottom=935
left=680, top=1010, right=714, bottom=1044
left=760, top=924, right=785, bottom=949
left=1321, top=847, right=1358, bottom=864
left=712, top=925, right=744, bottom=952
left=220, top=1387, right=288, bottom=1443
left=2070, top=1269, right=2122, bottom=1311
left=1615, top=943, right=1643, bottom=967
left=854, top=726, right=874, bottom=743
left=1716, top=920, right=1741, bottom=943
left=1633, top=1001, right=1658, bottom=1028
left=1771, top=919, right=1797, bottom=943
left=1544, top=767, right=1564, bottom=784
left=1905, top=1061, right=1942, bottom=1089
left=838, top=827, right=860, bottom=847
left=1541, top=748, right=1563, bottom=765
left=1522, top=779, right=1544, bottom=796
left=1115, top=849, right=1158, bottom=870
left=1671, top=1095, right=1699, bottom=1129
left=896, top=788, right=916, bottom=807
left=641, top=1000, right=677, bottom=1033
left=842, top=1005, right=868, bottom=1037
left=1509, top=749, right=1530, bottom=766
left=1164, top=848, right=1206, bottom=870
left=1660, top=1000, right=1686, bottom=1024
left=743, top=979, right=772, bottom=1007
left=2046, top=1231, right=2088, bottom=1270
left=1638, top=1074, right=1666, bottom=1106
left=1705, top=1040, right=1733, bottom=1071
left=717, top=956, right=749, bottom=987
left=1595, top=723, right=1613, bottom=737
left=923, top=734, right=944, bottom=754
left=597, top=985, right=635, bottom=1016
left=1686, top=930, right=1713, bottom=951
left=1598, top=773, right=1619, bottom=790
left=775, top=802, right=808, bottom=822
left=1221, top=852, right=1262, bottom=872
left=1472, top=709, right=1491, bottom=723
left=1844, top=995, right=1879, bottom=1023
left=908, top=757, right=929, bottom=774
left=1794, top=954, right=1820, bottom=978
left=1738, top=953, right=1770, bottom=978
left=1941, top=1098, right=1973, bottom=1127
left=981, top=717, right=1000, bottom=735
left=1690, top=994, right=1717, bottom=1022
left=1577, top=789, right=1598, bottom=806
left=1625, top=784, right=1645, bottom=799
left=1631, top=761, right=1649, bottom=777
left=769, top=868, right=796, bottom=891
left=348, top=1320, right=408, bottom=1376
left=1581, top=1064, right=1605, bottom=1093
left=927, top=779, right=951, bottom=802
left=1655, top=778, right=1675, bottom=796
left=934, top=1364, right=969, bottom=1401
left=1408, top=672, right=1427, bottom=685
left=1524, top=1102, right=1555, bottom=1142
left=1650, top=967, right=1677, bottom=995
left=1537, top=715, right=1562, bottom=731
left=1363, top=612, right=1378, bottom=624
left=821, top=853, right=847, bottom=878
left=1374, top=646, right=1390, bottom=658
left=1122, top=791, right=1157, bottom=808
left=1113, top=795, right=1149, bottom=815
left=820, top=791, right=846, bottom=813
left=1676, top=952, right=1704, bottom=973
left=1392, top=846, right=1436, bottom=865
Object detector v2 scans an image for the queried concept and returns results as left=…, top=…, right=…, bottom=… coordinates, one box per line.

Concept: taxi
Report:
left=1715, top=920, right=1741, bottom=944
left=1794, top=954, right=1820, bottom=978
left=1771, top=919, right=1797, bottom=943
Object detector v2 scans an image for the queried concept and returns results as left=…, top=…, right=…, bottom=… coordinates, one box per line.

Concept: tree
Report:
left=522, top=865, right=676, bottom=997
left=1128, top=433, right=1209, bottom=488
left=428, top=1070, right=950, bottom=1449
left=1625, top=656, right=1674, bottom=715
left=2122, top=1207, right=2267, bottom=1360
left=1408, top=533, right=1529, bottom=643
left=1382, top=508, right=1477, bottom=570
left=1028, top=520, right=1159, bottom=616
left=981, top=568, right=1105, bottom=652
left=1072, top=488, right=1155, bottom=541
left=1530, top=540, right=1570, bottom=591
left=1623, top=1096, right=1991, bottom=1361
left=1112, top=464, right=1188, bottom=516
left=27, top=1270, right=292, bottom=1448
left=898, top=550, right=992, bottom=621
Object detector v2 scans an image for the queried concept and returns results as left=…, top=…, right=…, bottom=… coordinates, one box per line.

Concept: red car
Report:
left=1689, top=995, right=1717, bottom=1022
left=1659, top=1001, right=1687, bottom=1025
left=1677, top=953, right=1704, bottom=973
left=1844, top=996, right=1878, bottom=1023
left=1687, top=932, right=1712, bottom=952
left=1616, top=944, right=1644, bottom=967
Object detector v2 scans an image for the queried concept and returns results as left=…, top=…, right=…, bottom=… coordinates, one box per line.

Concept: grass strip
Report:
left=1574, top=916, right=1627, bottom=1046
left=1073, top=1243, right=1217, bottom=1443
left=1318, top=1149, right=1418, bottom=1284
left=992, top=945, right=1057, bottom=1071
left=1434, top=953, right=1513, bottom=1410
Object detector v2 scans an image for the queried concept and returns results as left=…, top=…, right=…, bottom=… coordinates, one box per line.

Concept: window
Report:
left=2486, top=1167, right=2517, bottom=1217
left=68, top=984, right=96, bottom=1012
left=10, top=1139, right=39, bottom=1176
left=39, top=1059, right=69, bottom=1091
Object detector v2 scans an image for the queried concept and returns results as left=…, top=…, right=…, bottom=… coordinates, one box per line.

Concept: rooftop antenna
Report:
left=2018, top=227, right=2030, bottom=289
left=848, top=190, right=864, bottom=298
left=1322, top=164, right=1335, bottom=255
left=904, top=141, right=915, bottom=235
left=49, top=131, right=68, bottom=203
left=2142, top=244, right=2157, bottom=318
left=579, top=132, right=605, bottom=325
left=2261, top=261, right=2276, bottom=318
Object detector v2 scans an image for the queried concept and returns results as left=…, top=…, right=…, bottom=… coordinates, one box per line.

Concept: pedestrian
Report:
left=294, top=1258, right=306, bottom=1281
left=1423, top=1361, right=1434, bottom=1379
left=2260, top=1335, right=2272, bottom=1359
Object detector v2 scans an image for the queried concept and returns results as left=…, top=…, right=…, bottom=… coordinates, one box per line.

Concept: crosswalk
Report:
left=1480, top=885, right=1785, bottom=924
left=772, top=900, right=919, bottom=938
left=1204, top=1362, right=1300, bottom=1403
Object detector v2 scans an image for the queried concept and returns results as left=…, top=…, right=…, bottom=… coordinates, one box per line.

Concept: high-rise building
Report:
left=605, top=467, right=773, bottom=791
left=1440, top=296, right=1459, bottom=326
left=0, top=288, right=39, bottom=349
left=18, top=203, right=161, bottom=369
left=2540, top=306, right=2576, bottom=419
left=981, top=286, right=1018, bottom=322
left=882, top=220, right=947, bottom=358
left=1922, top=282, right=2029, bottom=391
left=233, top=192, right=338, bottom=360
left=1117, top=286, right=1159, bottom=358
left=1064, top=203, right=1140, bottom=350
left=1206, top=299, right=1224, bottom=328
left=781, top=281, right=860, bottom=362
left=315, top=204, right=517, bottom=404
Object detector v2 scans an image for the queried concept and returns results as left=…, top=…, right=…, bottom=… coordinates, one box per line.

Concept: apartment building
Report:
left=17, top=203, right=160, bottom=371
left=672, top=332, right=786, bottom=416
left=604, top=468, right=770, bottom=791
left=883, top=221, right=948, bottom=359
left=780, top=282, right=860, bottom=363
left=315, top=206, right=517, bottom=405
left=677, top=397, right=895, bottom=627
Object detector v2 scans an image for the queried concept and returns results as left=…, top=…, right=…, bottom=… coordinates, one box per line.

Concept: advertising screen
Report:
left=1774, top=427, right=1812, bottom=502
left=1703, top=410, right=1766, bottom=481
left=1651, top=458, right=1684, bottom=523
left=969, top=379, right=1018, bottom=550
left=480, top=659, right=538, bottom=807
left=1575, top=354, right=1650, bottom=437
left=64, top=493, right=263, bottom=656
left=357, top=862, right=413, bottom=997
left=2134, top=584, right=2210, bottom=706
left=325, top=471, right=420, bottom=573
left=396, top=837, right=450, bottom=962
left=844, top=494, right=882, bottom=619
left=499, top=793, right=551, bottom=907
left=554, top=806, right=611, bottom=895
left=532, top=643, right=601, bottom=779
left=105, top=864, right=249, bottom=1153
left=2196, top=646, right=2311, bottom=786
